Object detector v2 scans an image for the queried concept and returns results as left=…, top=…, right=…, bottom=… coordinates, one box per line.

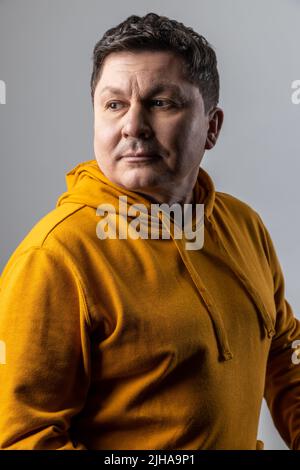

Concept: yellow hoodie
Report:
left=0, top=159, right=300, bottom=450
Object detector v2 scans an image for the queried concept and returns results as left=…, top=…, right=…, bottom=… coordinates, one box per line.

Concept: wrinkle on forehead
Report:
left=95, top=51, right=195, bottom=99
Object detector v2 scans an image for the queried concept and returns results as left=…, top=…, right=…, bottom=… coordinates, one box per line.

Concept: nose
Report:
left=121, top=103, right=153, bottom=140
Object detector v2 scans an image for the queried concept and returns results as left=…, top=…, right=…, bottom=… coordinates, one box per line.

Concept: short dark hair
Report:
left=90, top=13, right=220, bottom=114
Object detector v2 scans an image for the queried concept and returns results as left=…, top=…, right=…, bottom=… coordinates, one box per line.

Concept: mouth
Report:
left=121, top=153, right=161, bottom=163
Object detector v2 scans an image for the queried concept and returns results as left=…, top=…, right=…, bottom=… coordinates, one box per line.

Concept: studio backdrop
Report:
left=0, top=0, right=299, bottom=450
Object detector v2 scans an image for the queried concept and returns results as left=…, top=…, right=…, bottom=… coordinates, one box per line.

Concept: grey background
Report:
left=0, top=0, right=299, bottom=450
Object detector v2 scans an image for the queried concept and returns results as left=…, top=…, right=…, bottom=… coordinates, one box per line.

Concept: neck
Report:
left=134, top=172, right=198, bottom=207
left=135, top=188, right=194, bottom=206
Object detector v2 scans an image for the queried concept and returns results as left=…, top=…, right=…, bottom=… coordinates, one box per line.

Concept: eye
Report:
left=106, top=101, right=124, bottom=111
left=150, top=99, right=171, bottom=108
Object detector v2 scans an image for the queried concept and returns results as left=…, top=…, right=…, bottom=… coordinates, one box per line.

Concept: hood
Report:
left=56, top=160, right=273, bottom=362
left=57, top=159, right=215, bottom=218
left=57, top=159, right=215, bottom=242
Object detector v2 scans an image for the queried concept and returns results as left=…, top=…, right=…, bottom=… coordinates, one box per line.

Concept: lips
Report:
left=121, top=152, right=160, bottom=162
left=122, top=151, right=159, bottom=158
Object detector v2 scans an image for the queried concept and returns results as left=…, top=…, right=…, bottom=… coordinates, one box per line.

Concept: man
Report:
left=0, top=12, right=299, bottom=450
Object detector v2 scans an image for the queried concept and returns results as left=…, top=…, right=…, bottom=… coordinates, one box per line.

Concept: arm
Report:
left=0, top=247, right=91, bottom=449
left=261, top=221, right=300, bottom=450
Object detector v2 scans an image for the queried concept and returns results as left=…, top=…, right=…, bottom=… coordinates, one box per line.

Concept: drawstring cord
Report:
left=172, top=237, right=234, bottom=362
left=206, top=217, right=275, bottom=340
left=158, top=211, right=233, bottom=362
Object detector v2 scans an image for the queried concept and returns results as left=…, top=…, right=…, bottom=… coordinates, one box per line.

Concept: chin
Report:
left=118, top=167, right=161, bottom=192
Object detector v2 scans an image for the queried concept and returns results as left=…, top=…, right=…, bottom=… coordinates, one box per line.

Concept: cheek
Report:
left=156, top=117, right=188, bottom=151
left=165, top=115, right=207, bottom=172
left=94, top=115, right=120, bottom=152
left=182, top=115, right=207, bottom=153
left=161, top=116, right=204, bottom=154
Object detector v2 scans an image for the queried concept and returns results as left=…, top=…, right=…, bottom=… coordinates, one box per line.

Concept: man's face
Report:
left=93, top=50, right=221, bottom=203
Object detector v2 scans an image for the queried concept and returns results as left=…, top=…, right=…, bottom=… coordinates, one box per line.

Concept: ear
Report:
left=205, top=107, right=224, bottom=150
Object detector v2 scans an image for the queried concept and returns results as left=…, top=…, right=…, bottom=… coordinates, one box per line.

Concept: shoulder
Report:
left=215, top=191, right=258, bottom=218
left=214, top=191, right=264, bottom=230
left=213, top=191, right=272, bottom=261
left=23, top=203, right=86, bottom=247
left=0, top=203, right=94, bottom=331
left=0, top=203, right=88, bottom=279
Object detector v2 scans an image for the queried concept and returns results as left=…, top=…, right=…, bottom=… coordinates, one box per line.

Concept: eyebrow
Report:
left=99, top=82, right=187, bottom=101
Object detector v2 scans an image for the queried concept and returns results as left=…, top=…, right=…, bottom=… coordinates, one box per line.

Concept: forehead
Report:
left=96, top=50, right=193, bottom=92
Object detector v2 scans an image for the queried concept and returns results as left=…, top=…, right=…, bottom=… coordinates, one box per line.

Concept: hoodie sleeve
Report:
left=0, top=246, right=91, bottom=449
left=260, top=220, right=300, bottom=450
